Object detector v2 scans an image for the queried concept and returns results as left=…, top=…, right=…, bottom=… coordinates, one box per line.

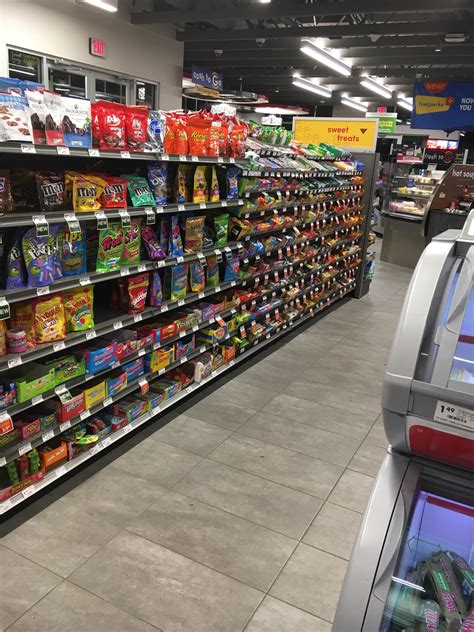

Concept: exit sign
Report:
left=89, top=37, right=105, bottom=58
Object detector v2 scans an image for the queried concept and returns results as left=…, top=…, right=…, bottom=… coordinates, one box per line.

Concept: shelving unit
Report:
left=0, top=141, right=373, bottom=515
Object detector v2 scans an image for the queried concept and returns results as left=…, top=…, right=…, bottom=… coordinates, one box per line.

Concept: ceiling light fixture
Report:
left=397, top=94, right=413, bottom=111
left=435, top=47, right=441, bottom=52
left=300, top=40, right=352, bottom=77
left=340, top=96, right=368, bottom=112
left=259, top=0, right=272, bottom=3
left=360, top=74, right=392, bottom=99
left=397, top=100, right=413, bottom=111
left=292, top=76, right=332, bottom=98
left=76, top=0, right=118, bottom=12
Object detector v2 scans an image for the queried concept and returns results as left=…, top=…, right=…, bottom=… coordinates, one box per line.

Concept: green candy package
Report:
left=213, top=213, right=229, bottom=247
left=168, top=263, right=188, bottom=301
left=121, top=219, right=141, bottom=266
left=124, top=175, right=154, bottom=207
left=96, top=222, right=124, bottom=272
left=206, top=254, right=219, bottom=288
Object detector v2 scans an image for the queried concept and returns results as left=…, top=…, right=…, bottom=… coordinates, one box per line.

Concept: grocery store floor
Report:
left=0, top=240, right=413, bottom=632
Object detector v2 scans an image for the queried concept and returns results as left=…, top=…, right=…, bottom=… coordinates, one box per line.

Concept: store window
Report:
left=49, top=69, right=86, bottom=99
left=136, top=81, right=156, bottom=108
left=8, top=49, right=43, bottom=83
left=95, top=78, right=127, bottom=103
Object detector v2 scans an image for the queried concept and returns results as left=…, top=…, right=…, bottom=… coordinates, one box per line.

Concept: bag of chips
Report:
left=61, top=228, right=86, bottom=276
left=141, top=226, right=166, bottom=260
left=146, top=110, right=165, bottom=152
left=168, top=215, right=183, bottom=256
left=22, top=225, right=62, bottom=288
left=206, top=255, right=219, bottom=287
left=189, top=261, right=205, bottom=293
left=34, top=295, right=66, bottom=343
left=149, top=270, right=162, bottom=307
left=35, top=172, right=65, bottom=211
left=193, top=166, right=208, bottom=203
left=213, top=213, right=229, bottom=247
left=125, top=175, right=154, bottom=207
left=184, top=216, right=205, bottom=253
left=6, top=230, right=26, bottom=289
left=72, top=174, right=106, bottom=212
left=64, top=287, right=94, bottom=332
left=96, top=222, right=124, bottom=272
left=99, top=176, right=127, bottom=208
left=147, top=164, right=168, bottom=205
left=187, top=117, right=210, bottom=156
left=121, top=219, right=141, bottom=266
left=125, top=105, right=148, bottom=152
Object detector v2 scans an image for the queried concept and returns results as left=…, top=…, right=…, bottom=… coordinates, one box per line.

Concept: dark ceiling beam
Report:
left=209, top=67, right=474, bottom=79
left=184, top=35, right=463, bottom=53
left=132, top=0, right=473, bottom=24
left=177, top=20, right=474, bottom=42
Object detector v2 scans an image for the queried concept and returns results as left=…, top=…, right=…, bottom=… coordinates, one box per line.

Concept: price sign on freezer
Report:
left=434, top=400, right=474, bottom=431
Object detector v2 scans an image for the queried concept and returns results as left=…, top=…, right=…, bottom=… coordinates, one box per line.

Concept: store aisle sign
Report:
left=293, top=117, right=378, bottom=152
left=412, top=80, right=474, bottom=132
left=191, top=66, right=223, bottom=93
left=365, top=111, right=397, bottom=134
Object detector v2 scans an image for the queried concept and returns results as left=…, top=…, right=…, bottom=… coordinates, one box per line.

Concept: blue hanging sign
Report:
left=412, top=80, right=474, bottom=132
left=191, top=65, right=223, bottom=93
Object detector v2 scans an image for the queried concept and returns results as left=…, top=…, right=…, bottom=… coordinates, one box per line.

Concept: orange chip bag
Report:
left=187, top=117, right=210, bottom=156
left=64, top=287, right=94, bottom=332
left=10, top=302, right=36, bottom=348
left=34, top=295, right=66, bottom=343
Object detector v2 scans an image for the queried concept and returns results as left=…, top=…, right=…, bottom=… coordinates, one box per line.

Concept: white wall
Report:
left=0, top=0, right=184, bottom=110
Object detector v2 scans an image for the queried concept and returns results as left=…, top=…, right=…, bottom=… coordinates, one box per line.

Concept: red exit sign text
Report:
left=89, top=37, right=106, bottom=58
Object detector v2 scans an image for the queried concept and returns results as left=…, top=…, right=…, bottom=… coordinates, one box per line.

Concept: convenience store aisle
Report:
left=0, top=247, right=413, bottom=632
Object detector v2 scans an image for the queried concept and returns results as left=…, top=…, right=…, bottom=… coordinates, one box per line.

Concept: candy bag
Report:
left=64, top=287, right=94, bottom=332
left=187, top=117, right=210, bottom=156
left=213, top=213, right=229, bottom=247
left=147, top=164, right=168, bottom=205
left=163, top=113, right=176, bottom=154
left=206, top=255, right=219, bottom=287
left=22, top=225, right=62, bottom=288
left=126, top=273, right=149, bottom=314
left=73, top=174, right=105, bottom=212
left=159, top=219, right=170, bottom=255
left=146, top=110, right=165, bottom=152
left=169, top=263, right=188, bottom=301
left=99, top=176, right=127, bottom=209
left=224, top=257, right=239, bottom=281
left=149, top=271, right=162, bottom=307
left=125, top=105, right=148, bottom=152
left=175, top=165, right=190, bottom=204
left=0, top=320, right=6, bottom=357
left=209, top=166, right=220, bottom=202
left=229, top=121, right=247, bottom=158
left=168, top=215, right=183, bottom=256
left=61, top=228, right=86, bottom=276
left=34, top=295, right=66, bottom=343
left=85, top=228, right=99, bottom=272
left=189, top=261, right=205, bottom=293
left=226, top=167, right=240, bottom=200
left=0, top=170, right=13, bottom=214
left=125, top=175, right=154, bottom=207
left=35, top=172, right=65, bottom=211
left=97, top=101, right=126, bottom=150
left=175, top=116, right=188, bottom=154
left=122, top=219, right=141, bottom=266
left=96, top=223, right=124, bottom=272
left=6, top=230, right=26, bottom=289
left=10, top=302, right=35, bottom=348
left=193, top=166, right=208, bottom=203
left=208, top=121, right=221, bottom=157
left=184, top=216, right=205, bottom=253
left=141, top=226, right=166, bottom=260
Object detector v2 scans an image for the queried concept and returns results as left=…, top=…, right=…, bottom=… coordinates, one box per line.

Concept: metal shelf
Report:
left=243, top=184, right=364, bottom=197
left=242, top=168, right=363, bottom=178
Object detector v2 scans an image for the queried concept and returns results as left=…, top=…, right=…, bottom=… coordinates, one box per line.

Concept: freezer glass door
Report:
left=450, top=286, right=474, bottom=385
left=379, top=479, right=474, bottom=631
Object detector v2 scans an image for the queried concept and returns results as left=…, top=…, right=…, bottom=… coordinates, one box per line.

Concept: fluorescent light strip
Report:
left=397, top=100, right=413, bottom=111
left=292, top=77, right=332, bottom=98
left=300, top=41, right=352, bottom=77
left=81, top=0, right=118, bottom=12
left=341, top=97, right=368, bottom=112
left=360, top=75, right=392, bottom=99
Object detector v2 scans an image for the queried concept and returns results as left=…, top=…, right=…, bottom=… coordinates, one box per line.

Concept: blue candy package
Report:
left=168, top=215, right=183, bottom=257
left=147, top=163, right=168, bottom=205
left=149, top=271, right=163, bottom=307
left=22, top=224, right=62, bottom=288
left=226, top=167, right=240, bottom=200
left=189, top=261, right=205, bottom=293
left=61, top=228, right=86, bottom=276
left=224, top=257, right=239, bottom=281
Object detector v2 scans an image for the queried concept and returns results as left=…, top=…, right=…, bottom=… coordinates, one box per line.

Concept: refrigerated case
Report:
left=334, top=213, right=474, bottom=632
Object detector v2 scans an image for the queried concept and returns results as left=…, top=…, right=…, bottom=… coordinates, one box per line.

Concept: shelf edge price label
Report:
left=113, top=320, right=123, bottom=330
left=33, top=215, right=49, bottom=237
left=221, top=200, right=228, bottom=207
left=88, top=148, right=100, bottom=157
left=179, top=155, right=188, bottom=162
left=18, top=441, right=33, bottom=456
left=21, top=143, right=36, bottom=154
left=192, top=155, right=199, bottom=162
left=22, top=485, right=36, bottom=499
left=133, top=313, right=143, bottom=323
left=119, top=209, right=131, bottom=228
left=120, top=267, right=130, bottom=277
left=42, top=430, right=55, bottom=442
left=79, top=276, right=91, bottom=286
left=121, top=150, right=131, bottom=159
left=85, top=330, right=97, bottom=340
left=144, top=207, right=156, bottom=225
left=199, top=202, right=207, bottom=209
left=57, top=146, right=70, bottom=156
left=59, top=420, right=72, bottom=432
left=7, top=357, right=22, bottom=368
left=0, top=298, right=10, bottom=321
left=95, top=211, right=108, bottom=230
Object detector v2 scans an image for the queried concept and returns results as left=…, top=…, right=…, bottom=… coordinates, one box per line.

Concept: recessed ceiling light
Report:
left=300, top=40, right=352, bottom=77
left=360, top=74, right=392, bottom=99
left=435, top=47, right=441, bottom=52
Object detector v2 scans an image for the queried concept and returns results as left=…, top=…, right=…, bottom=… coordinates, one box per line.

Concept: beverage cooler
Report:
left=334, top=213, right=474, bottom=631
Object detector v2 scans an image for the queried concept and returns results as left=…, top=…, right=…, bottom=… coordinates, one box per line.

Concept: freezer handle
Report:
left=445, top=247, right=473, bottom=335
left=373, top=489, right=407, bottom=601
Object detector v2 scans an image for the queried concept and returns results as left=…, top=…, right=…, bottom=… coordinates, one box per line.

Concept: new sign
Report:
left=412, top=80, right=474, bottom=132
left=191, top=66, right=223, bottom=93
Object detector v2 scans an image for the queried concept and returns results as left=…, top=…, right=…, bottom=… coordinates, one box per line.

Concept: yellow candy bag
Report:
left=193, top=166, right=208, bottom=203
left=34, top=295, right=66, bottom=343
left=10, top=302, right=36, bottom=348
left=72, top=174, right=106, bottom=211
left=64, top=287, right=94, bottom=332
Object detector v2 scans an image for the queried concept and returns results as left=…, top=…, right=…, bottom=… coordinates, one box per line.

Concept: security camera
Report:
left=256, top=38, right=266, bottom=47
left=214, top=49, right=223, bottom=58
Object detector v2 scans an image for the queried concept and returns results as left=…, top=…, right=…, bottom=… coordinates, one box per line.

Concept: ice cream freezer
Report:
left=334, top=213, right=474, bottom=631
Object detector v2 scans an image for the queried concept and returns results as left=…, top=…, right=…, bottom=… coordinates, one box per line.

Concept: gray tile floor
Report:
left=0, top=241, right=413, bottom=632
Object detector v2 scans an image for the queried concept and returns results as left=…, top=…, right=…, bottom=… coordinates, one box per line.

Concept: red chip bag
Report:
left=175, top=116, right=189, bottom=154
left=125, top=105, right=148, bottom=152
left=100, top=175, right=128, bottom=208
left=163, top=113, right=176, bottom=154
left=187, top=117, right=210, bottom=156
left=99, top=102, right=126, bottom=150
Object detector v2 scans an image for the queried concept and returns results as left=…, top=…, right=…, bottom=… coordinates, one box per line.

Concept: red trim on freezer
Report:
left=426, top=495, right=474, bottom=517
left=409, top=425, right=474, bottom=471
